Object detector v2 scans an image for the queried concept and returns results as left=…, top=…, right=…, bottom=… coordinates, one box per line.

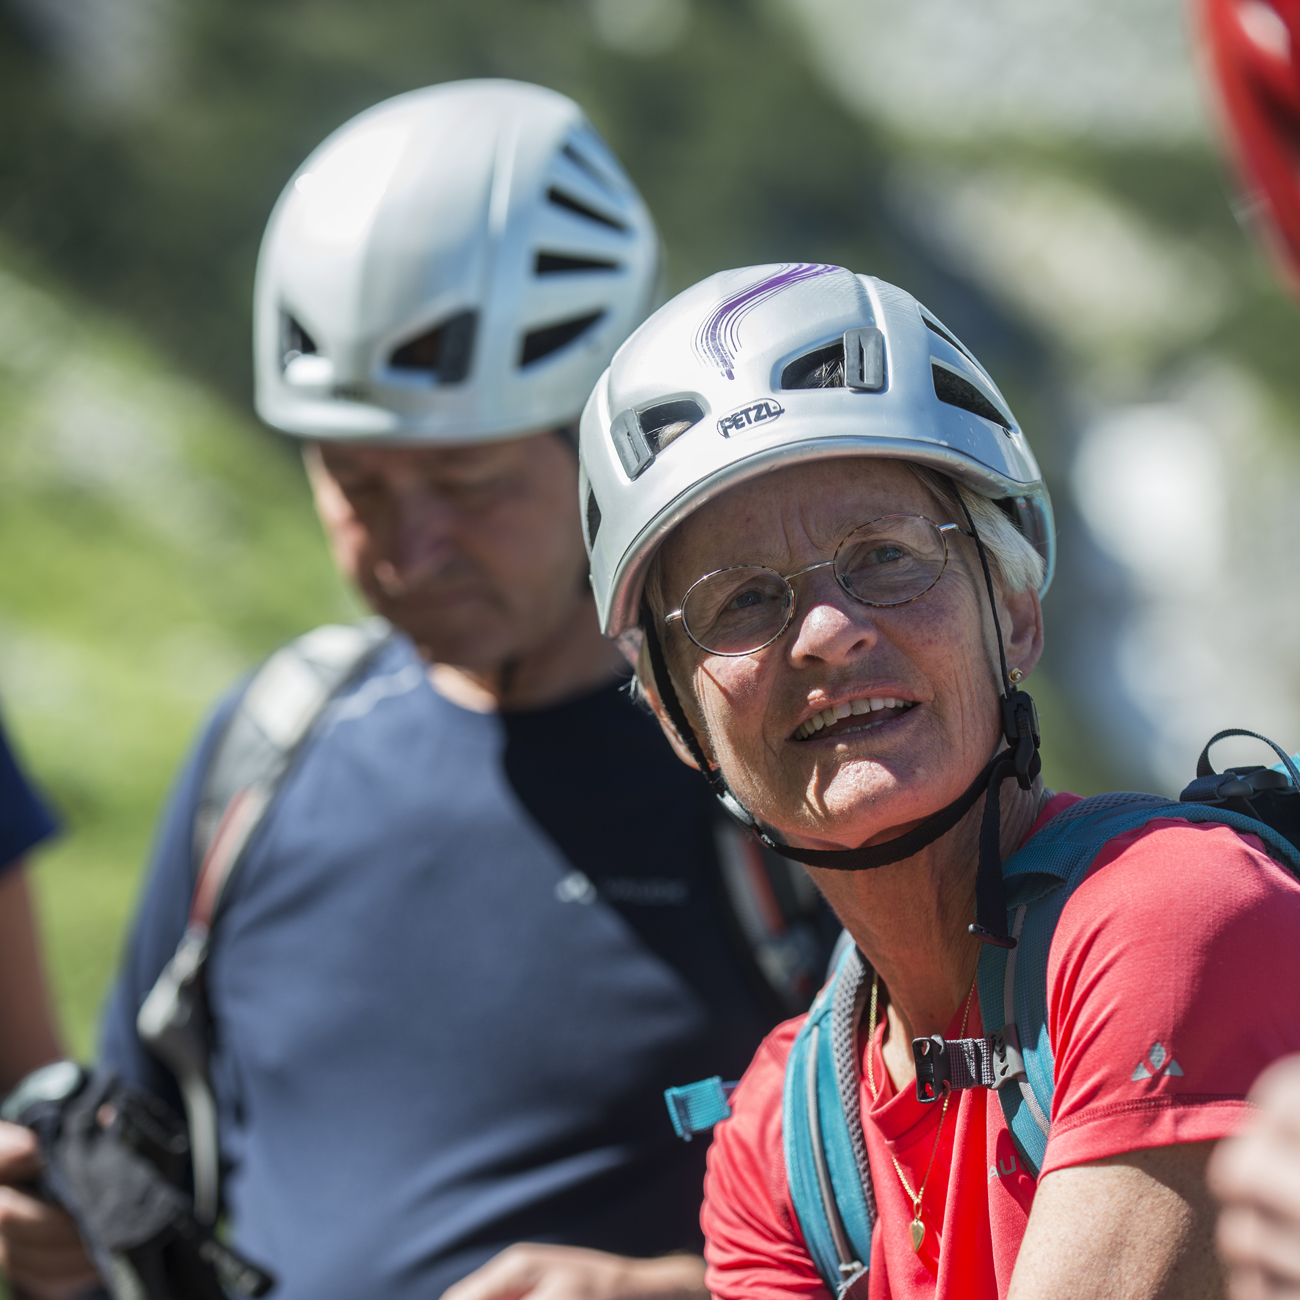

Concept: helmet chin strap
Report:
left=640, top=489, right=1040, bottom=950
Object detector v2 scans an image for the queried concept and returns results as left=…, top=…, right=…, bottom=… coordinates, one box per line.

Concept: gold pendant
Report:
left=909, top=1218, right=925, bottom=1252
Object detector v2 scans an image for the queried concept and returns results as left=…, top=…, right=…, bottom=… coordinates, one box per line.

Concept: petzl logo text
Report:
left=717, top=399, right=784, bottom=437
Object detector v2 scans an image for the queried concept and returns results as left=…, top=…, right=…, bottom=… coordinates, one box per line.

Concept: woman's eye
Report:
left=727, top=587, right=770, bottom=611
left=872, top=544, right=906, bottom=564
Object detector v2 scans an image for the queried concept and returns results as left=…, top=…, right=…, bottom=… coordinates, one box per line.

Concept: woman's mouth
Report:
left=792, top=697, right=916, bottom=741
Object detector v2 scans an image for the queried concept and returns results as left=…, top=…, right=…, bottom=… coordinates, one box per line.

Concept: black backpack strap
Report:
left=136, top=619, right=392, bottom=1223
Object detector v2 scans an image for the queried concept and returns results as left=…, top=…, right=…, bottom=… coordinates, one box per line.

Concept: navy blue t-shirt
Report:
left=101, top=635, right=787, bottom=1299
left=0, top=709, right=57, bottom=874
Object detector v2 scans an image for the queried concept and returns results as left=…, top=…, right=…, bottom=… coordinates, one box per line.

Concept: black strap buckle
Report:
left=911, top=1035, right=951, bottom=1103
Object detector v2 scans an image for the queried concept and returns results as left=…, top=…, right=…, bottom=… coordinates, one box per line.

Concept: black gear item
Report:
left=3, top=1066, right=274, bottom=1300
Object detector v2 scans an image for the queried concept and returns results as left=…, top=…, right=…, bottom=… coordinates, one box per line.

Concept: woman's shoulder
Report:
left=704, top=1016, right=804, bottom=1205
left=703, top=1014, right=831, bottom=1299
left=1049, top=803, right=1300, bottom=979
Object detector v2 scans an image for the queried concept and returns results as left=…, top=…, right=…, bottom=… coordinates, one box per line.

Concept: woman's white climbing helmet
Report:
left=254, top=79, right=661, bottom=443
left=579, top=263, right=1054, bottom=639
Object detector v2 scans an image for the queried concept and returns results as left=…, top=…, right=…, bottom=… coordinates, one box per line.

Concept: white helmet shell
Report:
left=255, top=79, right=661, bottom=442
left=579, top=263, right=1054, bottom=638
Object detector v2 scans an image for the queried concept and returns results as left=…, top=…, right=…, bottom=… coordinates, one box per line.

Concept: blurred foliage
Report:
left=0, top=243, right=354, bottom=1052
left=0, top=0, right=1122, bottom=1058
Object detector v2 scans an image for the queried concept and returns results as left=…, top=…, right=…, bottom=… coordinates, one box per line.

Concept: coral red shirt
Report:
left=701, top=793, right=1300, bottom=1299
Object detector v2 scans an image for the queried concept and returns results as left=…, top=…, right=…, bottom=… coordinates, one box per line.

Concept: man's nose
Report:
left=376, top=488, right=460, bottom=592
left=786, top=569, right=878, bottom=664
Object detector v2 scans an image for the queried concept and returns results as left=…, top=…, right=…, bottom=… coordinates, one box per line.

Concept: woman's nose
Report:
left=786, top=570, right=878, bottom=664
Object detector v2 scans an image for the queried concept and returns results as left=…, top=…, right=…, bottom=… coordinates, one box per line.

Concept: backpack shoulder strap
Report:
left=191, top=618, right=393, bottom=899
left=782, top=942, right=875, bottom=1298
left=975, top=792, right=1300, bottom=1175
left=136, top=618, right=392, bottom=1224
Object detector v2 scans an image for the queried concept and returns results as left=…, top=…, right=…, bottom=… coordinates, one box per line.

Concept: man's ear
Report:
left=1000, top=584, right=1044, bottom=680
left=635, top=641, right=704, bottom=771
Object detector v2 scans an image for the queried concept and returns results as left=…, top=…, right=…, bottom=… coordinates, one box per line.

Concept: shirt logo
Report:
left=1132, top=1041, right=1184, bottom=1081
left=988, top=1154, right=1025, bottom=1181
left=717, top=399, right=784, bottom=437
left=555, top=871, right=689, bottom=907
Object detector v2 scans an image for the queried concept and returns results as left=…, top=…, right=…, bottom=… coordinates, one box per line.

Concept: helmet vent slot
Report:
left=781, top=342, right=844, bottom=389
left=390, top=311, right=477, bottom=384
left=931, top=363, right=1009, bottom=430
left=282, top=315, right=318, bottom=367
left=535, top=252, right=622, bottom=275
left=586, top=488, right=603, bottom=546
left=923, top=315, right=979, bottom=368
left=639, top=399, right=704, bottom=453
left=546, top=187, right=628, bottom=233
left=520, top=310, right=606, bottom=366
left=561, top=142, right=618, bottom=195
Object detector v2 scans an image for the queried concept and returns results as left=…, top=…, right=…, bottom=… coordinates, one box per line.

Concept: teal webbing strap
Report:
left=663, top=1078, right=734, bottom=1141
left=783, top=944, right=874, bottom=1295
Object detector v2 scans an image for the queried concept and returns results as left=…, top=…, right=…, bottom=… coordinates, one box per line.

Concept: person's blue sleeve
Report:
left=0, top=709, right=59, bottom=874
left=98, top=690, right=242, bottom=1104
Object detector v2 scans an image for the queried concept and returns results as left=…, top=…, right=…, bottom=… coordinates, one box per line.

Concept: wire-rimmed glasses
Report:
left=663, top=514, right=973, bottom=656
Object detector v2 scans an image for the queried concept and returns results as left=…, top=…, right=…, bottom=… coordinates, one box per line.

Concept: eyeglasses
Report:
left=664, top=514, right=973, bottom=657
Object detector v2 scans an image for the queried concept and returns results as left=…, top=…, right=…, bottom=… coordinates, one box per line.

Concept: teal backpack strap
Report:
left=782, top=941, right=874, bottom=1298
left=970, top=793, right=1300, bottom=1174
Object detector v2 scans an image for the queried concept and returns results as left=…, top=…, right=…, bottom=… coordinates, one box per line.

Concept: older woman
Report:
left=576, top=264, right=1300, bottom=1299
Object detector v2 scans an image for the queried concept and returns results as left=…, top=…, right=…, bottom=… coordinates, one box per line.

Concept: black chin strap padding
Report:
left=640, top=597, right=731, bottom=802
left=764, top=753, right=1000, bottom=870
left=968, top=753, right=1017, bottom=949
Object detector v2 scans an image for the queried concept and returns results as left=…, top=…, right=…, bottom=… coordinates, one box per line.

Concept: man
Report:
left=0, top=82, right=829, bottom=1300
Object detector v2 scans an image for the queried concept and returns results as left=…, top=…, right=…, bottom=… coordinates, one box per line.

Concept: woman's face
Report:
left=653, top=458, right=1043, bottom=851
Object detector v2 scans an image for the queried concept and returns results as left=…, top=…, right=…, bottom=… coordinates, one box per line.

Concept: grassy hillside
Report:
left=0, top=243, right=354, bottom=1054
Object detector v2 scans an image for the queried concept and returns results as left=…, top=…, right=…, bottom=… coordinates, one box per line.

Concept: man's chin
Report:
left=378, top=607, right=512, bottom=670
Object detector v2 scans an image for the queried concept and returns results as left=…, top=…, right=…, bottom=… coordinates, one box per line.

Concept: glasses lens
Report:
left=835, top=515, right=948, bottom=606
left=681, top=566, right=792, bottom=654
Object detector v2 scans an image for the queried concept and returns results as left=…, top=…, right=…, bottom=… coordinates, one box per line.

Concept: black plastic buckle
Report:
left=1001, top=691, right=1040, bottom=791
left=912, top=1035, right=951, bottom=1103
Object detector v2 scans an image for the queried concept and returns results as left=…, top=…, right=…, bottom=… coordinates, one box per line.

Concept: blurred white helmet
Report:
left=579, top=264, right=1054, bottom=638
left=254, top=79, right=661, bottom=443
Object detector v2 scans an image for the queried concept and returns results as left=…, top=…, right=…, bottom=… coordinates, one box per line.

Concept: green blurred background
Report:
left=1, top=0, right=1298, bottom=1061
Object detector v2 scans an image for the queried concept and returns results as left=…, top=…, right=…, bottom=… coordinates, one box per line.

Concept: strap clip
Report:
left=912, top=1035, right=952, bottom=1103
left=989, top=1024, right=1027, bottom=1090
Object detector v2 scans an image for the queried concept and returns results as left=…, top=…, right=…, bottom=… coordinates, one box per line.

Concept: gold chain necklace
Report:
left=865, top=972, right=974, bottom=1253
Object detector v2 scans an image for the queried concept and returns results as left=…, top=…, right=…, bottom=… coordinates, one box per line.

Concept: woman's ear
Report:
left=1000, top=584, right=1044, bottom=680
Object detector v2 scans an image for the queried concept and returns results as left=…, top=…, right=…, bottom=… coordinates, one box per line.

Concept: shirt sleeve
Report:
left=98, top=689, right=242, bottom=1108
left=701, top=1019, right=833, bottom=1300
left=1040, top=817, right=1300, bottom=1175
left=0, top=710, right=58, bottom=873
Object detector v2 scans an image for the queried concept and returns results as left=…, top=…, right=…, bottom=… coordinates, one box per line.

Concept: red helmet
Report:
left=1201, top=0, right=1300, bottom=290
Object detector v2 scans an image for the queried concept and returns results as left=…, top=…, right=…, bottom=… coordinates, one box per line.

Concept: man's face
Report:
left=306, top=432, right=591, bottom=671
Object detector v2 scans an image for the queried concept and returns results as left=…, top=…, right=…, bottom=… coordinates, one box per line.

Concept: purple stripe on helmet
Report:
left=694, top=263, right=840, bottom=379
